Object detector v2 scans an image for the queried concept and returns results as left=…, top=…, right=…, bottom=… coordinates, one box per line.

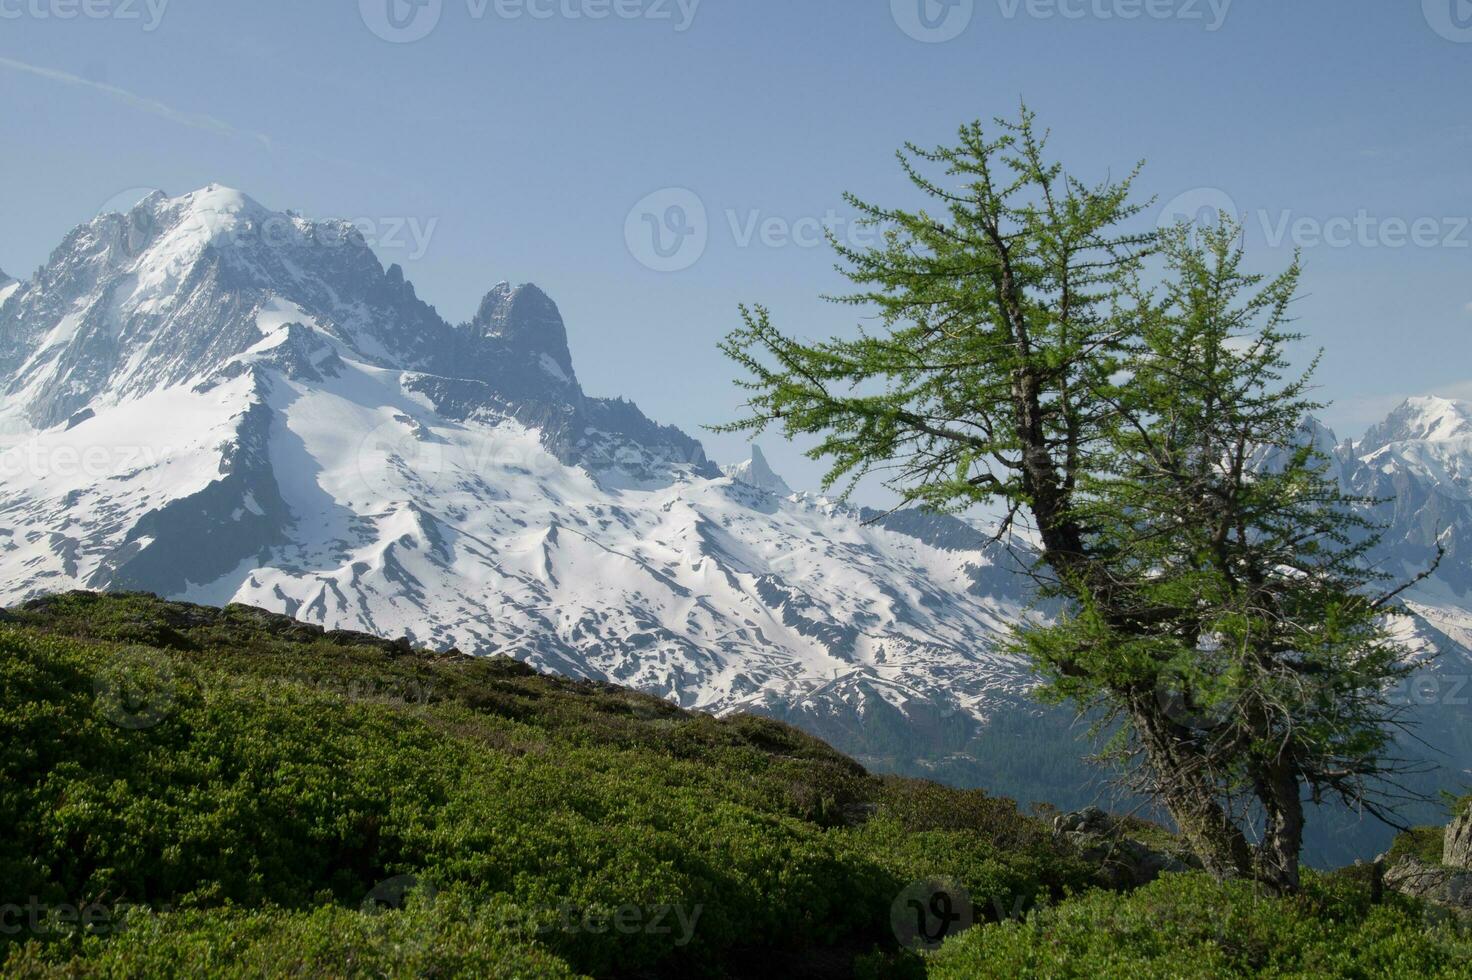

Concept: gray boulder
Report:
left=1053, top=807, right=1198, bottom=889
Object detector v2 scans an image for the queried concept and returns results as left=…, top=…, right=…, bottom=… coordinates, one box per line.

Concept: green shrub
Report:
left=1387, top=826, right=1448, bottom=867
left=0, top=593, right=1079, bottom=978
left=7, top=593, right=1467, bottom=979
left=924, top=872, right=1472, bottom=979
left=1, top=892, right=585, bottom=979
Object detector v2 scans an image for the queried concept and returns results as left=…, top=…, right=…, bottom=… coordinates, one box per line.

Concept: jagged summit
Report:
left=0, top=185, right=458, bottom=428
left=0, top=188, right=700, bottom=486
left=1361, top=396, right=1472, bottom=452
left=470, top=281, right=576, bottom=384
left=92, top=185, right=281, bottom=269
left=724, top=444, right=792, bottom=495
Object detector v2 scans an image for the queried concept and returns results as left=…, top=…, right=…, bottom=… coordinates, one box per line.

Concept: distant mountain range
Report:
left=2, top=187, right=1467, bottom=863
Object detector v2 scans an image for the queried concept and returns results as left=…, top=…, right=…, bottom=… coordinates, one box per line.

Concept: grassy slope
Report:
left=0, top=592, right=1095, bottom=978
left=1, top=592, right=1467, bottom=979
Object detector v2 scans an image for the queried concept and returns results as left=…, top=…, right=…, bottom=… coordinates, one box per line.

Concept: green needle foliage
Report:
left=717, top=107, right=1428, bottom=893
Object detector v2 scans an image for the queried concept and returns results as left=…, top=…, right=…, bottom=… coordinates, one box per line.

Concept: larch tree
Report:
left=716, top=108, right=1426, bottom=891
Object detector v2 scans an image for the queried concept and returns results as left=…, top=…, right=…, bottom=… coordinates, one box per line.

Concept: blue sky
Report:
left=2, top=0, right=1469, bottom=500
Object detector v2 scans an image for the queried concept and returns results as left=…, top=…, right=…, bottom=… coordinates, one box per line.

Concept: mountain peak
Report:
left=104, top=185, right=270, bottom=230
left=76, top=185, right=291, bottom=280
left=471, top=281, right=576, bottom=383
left=1361, top=396, right=1472, bottom=453
left=161, top=183, right=255, bottom=209
left=724, top=444, right=792, bottom=495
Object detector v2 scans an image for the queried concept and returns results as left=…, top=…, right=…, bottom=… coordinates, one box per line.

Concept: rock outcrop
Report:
left=1385, top=858, right=1472, bottom=913
left=1445, top=807, right=1472, bottom=871
left=1053, top=806, right=1199, bottom=889
left=1385, top=804, right=1472, bottom=914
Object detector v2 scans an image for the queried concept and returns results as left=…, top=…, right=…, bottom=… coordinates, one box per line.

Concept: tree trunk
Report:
left=1131, top=702, right=1255, bottom=881
left=1253, top=754, right=1305, bottom=893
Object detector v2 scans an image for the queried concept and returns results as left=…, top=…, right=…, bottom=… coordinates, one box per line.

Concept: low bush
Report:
left=0, top=592, right=1082, bottom=978
left=924, top=871, right=1472, bottom=979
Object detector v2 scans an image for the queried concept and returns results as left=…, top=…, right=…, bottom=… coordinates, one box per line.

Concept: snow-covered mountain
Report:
left=0, top=187, right=1039, bottom=730
left=0, top=188, right=1467, bottom=861
left=1350, top=397, right=1472, bottom=595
